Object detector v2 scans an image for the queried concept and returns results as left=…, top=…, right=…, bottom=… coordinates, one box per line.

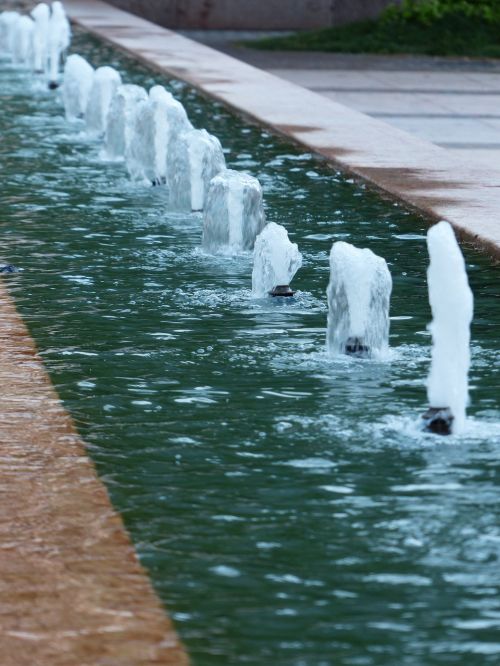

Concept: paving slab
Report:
left=320, top=91, right=452, bottom=116
left=186, top=33, right=500, bottom=180
left=179, top=35, right=500, bottom=72
left=0, top=279, right=188, bottom=665
left=63, top=0, right=500, bottom=258
left=263, top=67, right=500, bottom=169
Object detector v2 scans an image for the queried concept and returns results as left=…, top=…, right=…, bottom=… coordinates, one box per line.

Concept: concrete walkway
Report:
left=184, top=34, right=500, bottom=172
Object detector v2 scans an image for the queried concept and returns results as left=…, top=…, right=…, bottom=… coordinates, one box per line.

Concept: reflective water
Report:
left=1, top=32, right=500, bottom=666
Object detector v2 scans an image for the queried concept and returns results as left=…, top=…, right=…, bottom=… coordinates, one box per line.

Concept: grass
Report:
left=244, top=12, right=500, bottom=58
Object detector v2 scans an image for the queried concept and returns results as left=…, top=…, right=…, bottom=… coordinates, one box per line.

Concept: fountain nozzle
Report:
left=422, top=407, right=453, bottom=436
left=269, top=285, right=294, bottom=298
left=345, top=336, right=370, bottom=357
left=48, top=81, right=59, bottom=90
left=0, top=264, right=19, bottom=274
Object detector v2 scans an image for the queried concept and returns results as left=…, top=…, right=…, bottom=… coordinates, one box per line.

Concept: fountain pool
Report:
left=1, top=30, right=500, bottom=666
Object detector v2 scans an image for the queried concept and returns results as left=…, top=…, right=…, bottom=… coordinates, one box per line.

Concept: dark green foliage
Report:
left=385, top=0, right=500, bottom=24
left=246, top=0, right=500, bottom=57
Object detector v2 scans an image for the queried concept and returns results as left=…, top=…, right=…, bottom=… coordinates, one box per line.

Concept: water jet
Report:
left=252, top=222, right=302, bottom=298
left=326, top=241, right=392, bottom=359
left=0, top=12, right=18, bottom=45
left=85, top=65, right=122, bottom=137
left=0, top=11, right=20, bottom=55
left=47, top=1, right=70, bottom=87
left=423, top=221, right=473, bottom=435
left=126, top=85, right=192, bottom=185
left=11, top=15, right=34, bottom=66
left=63, top=53, right=94, bottom=120
left=30, top=3, right=49, bottom=75
left=202, top=169, right=266, bottom=254
left=167, top=128, right=225, bottom=211
left=104, top=83, right=147, bottom=160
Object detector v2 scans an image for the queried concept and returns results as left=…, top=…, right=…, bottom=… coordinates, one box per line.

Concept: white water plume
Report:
left=252, top=222, right=302, bottom=297
left=426, top=221, right=473, bottom=434
left=63, top=54, right=94, bottom=121
left=126, top=85, right=192, bottom=185
left=103, top=83, right=147, bottom=160
left=85, top=65, right=122, bottom=136
left=0, top=11, right=20, bottom=55
left=168, top=128, right=225, bottom=211
left=202, top=169, right=266, bottom=254
left=47, top=1, right=70, bottom=85
left=30, top=3, right=50, bottom=73
left=11, top=15, right=34, bottom=66
left=326, top=241, right=392, bottom=358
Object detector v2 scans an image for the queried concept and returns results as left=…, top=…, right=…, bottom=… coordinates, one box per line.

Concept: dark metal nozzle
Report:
left=345, top=336, right=370, bottom=357
left=48, top=81, right=59, bottom=90
left=422, top=407, right=453, bottom=436
left=269, top=285, right=294, bottom=298
left=0, top=264, right=19, bottom=274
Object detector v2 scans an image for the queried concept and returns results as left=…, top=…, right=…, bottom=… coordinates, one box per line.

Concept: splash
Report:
left=326, top=241, right=392, bottom=358
left=47, top=1, right=70, bottom=87
left=168, top=128, right=225, bottom=211
left=252, top=222, right=302, bottom=298
left=30, top=3, right=50, bottom=74
left=85, top=65, right=122, bottom=137
left=11, top=16, right=34, bottom=66
left=0, top=12, right=20, bottom=55
left=202, top=169, right=266, bottom=254
left=425, top=221, right=473, bottom=435
left=103, top=83, right=147, bottom=161
left=63, top=54, right=94, bottom=121
left=126, top=85, right=192, bottom=185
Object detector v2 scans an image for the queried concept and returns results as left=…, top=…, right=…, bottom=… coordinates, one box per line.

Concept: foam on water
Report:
left=426, top=221, right=474, bottom=434
left=167, top=128, right=225, bottom=211
left=126, top=85, right=192, bottom=185
left=326, top=241, right=392, bottom=358
left=63, top=54, right=94, bottom=121
left=85, top=65, right=121, bottom=137
left=252, top=222, right=302, bottom=297
left=30, top=3, right=50, bottom=73
left=202, top=169, right=266, bottom=254
left=103, top=83, right=147, bottom=161
left=364, top=412, right=500, bottom=449
left=47, top=1, right=70, bottom=85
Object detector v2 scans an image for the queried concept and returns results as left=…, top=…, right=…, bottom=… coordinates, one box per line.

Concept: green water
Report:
left=1, top=32, right=500, bottom=666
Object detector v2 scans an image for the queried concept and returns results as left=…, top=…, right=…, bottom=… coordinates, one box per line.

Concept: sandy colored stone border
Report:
left=63, top=0, right=500, bottom=260
left=0, top=279, right=188, bottom=665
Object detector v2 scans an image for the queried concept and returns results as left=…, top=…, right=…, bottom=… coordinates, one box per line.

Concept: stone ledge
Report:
left=0, top=280, right=188, bottom=666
